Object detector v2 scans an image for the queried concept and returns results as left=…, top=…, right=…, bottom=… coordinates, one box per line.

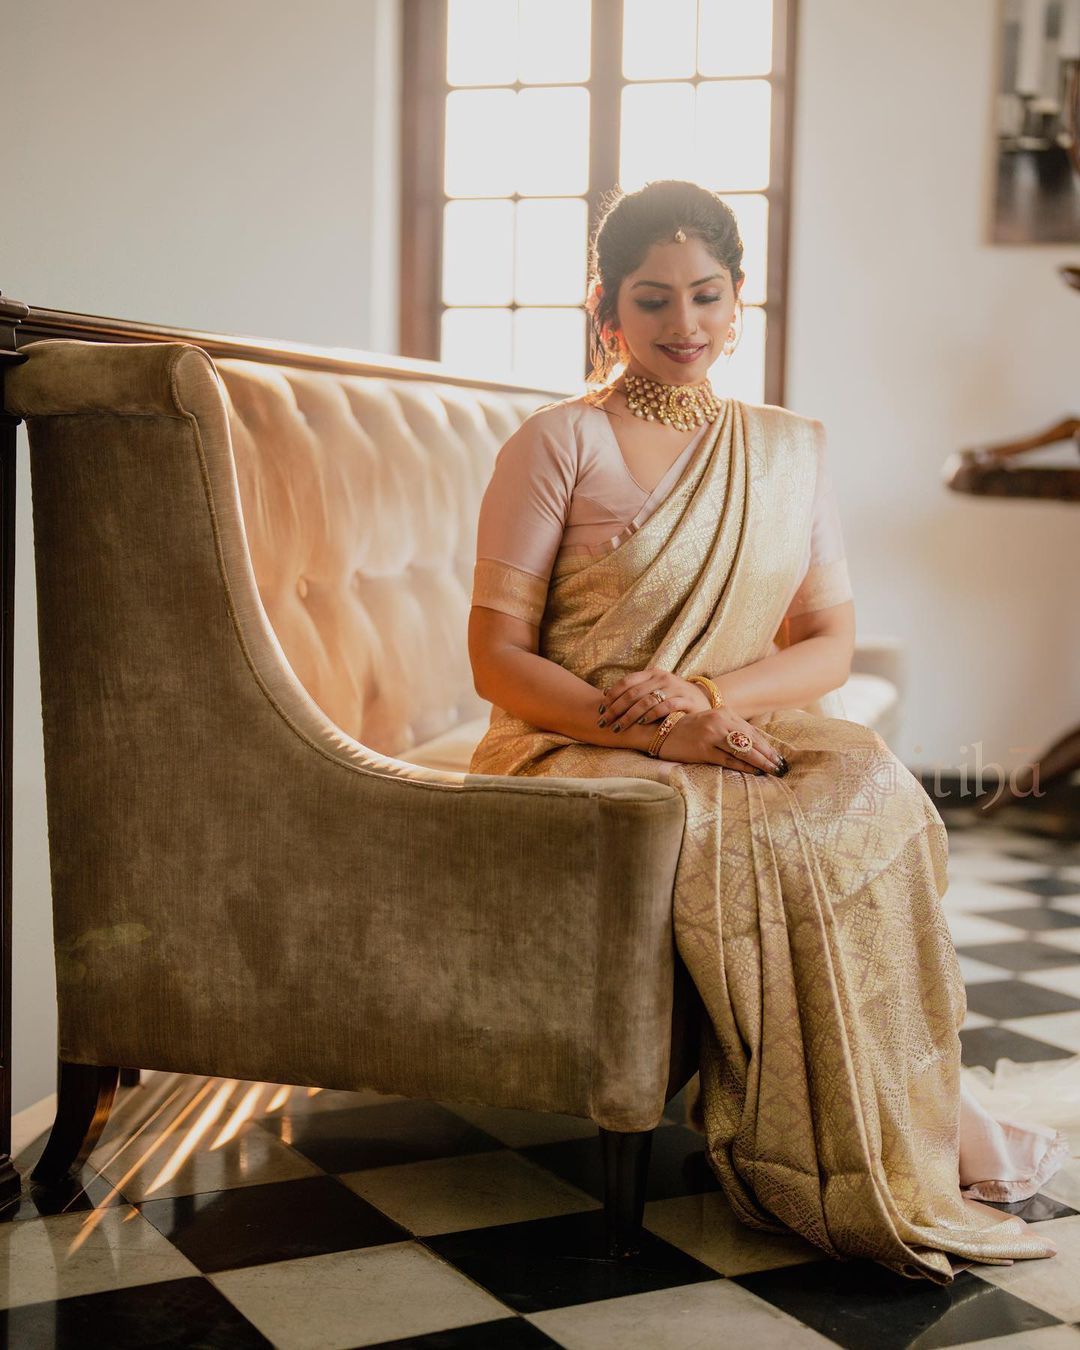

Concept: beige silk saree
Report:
left=469, top=396, right=1063, bottom=1283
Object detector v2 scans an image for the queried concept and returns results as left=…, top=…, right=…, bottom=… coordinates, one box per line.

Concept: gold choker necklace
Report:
left=622, top=370, right=723, bottom=432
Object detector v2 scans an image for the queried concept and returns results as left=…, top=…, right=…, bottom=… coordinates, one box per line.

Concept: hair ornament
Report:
left=673, top=227, right=687, bottom=243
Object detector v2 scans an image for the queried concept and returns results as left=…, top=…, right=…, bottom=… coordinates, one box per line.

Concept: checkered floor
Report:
left=4, top=818, right=1080, bottom=1349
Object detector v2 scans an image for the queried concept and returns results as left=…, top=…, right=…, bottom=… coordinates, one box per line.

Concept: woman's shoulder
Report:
left=740, top=398, right=822, bottom=433
left=493, top=394, right=587, bottom=486
left=516, top=392, right=593, bottom=431
left=503, top=393, right=594, bottom=456
left=740, top=399, right=825, bottom=459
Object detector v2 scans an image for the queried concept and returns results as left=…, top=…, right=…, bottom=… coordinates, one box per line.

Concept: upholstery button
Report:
left=296, top=577, right=308, bottom=599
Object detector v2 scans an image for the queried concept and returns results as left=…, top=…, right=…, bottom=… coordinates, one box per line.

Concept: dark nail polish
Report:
left=599, top=704, right=606, bottom=713
left=613, top=723, right=621, bottom=732
left=598, top=718, right=606, bottom=727
left=756, top=767, right=765, bottom=775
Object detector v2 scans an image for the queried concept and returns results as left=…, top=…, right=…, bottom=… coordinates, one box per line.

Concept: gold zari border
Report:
left=471, top=558, right=548, bottom=626
left=785, top=557, right=852, bottom=618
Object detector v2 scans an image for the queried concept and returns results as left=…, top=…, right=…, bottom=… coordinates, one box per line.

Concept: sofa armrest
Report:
left=12, top=338, right=690, bottom=1131
left=851, top=635, right=905, bottom=702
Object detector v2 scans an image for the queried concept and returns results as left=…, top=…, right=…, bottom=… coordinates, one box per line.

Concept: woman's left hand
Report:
left=597, top=669, right=712, bottom=733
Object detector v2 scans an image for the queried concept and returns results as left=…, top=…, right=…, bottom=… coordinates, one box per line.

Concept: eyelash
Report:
left=635, top=295, right=721, bottom=311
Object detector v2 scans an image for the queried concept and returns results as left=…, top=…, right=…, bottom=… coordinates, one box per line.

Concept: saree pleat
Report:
left=468, top=397, right=1063, bottom=1283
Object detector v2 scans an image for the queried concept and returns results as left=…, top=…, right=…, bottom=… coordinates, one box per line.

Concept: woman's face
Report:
left=613, top=236, right=741, bottom=384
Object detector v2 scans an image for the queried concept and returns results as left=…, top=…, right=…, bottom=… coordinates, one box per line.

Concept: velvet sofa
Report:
left=3, top=325, right=903, bottom=1254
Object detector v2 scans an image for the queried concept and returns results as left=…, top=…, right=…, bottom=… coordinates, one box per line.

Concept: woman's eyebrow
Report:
left=631, top=273, right=724, bottom=290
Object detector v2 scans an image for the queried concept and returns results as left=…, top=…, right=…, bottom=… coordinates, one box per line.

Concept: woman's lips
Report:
left=658, top=344, right=707, bottom=363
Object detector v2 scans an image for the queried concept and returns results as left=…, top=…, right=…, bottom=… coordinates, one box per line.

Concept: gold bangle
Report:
left=647, top=709, right=686, bottom=758
left=688, top=674, right=724, bottom=709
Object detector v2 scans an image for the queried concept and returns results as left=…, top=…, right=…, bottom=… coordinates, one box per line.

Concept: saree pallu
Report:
left=469, top=397, right=1062, bottom=1284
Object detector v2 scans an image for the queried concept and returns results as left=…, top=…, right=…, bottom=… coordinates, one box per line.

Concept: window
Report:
left=401, top=0, right=797, bottom=401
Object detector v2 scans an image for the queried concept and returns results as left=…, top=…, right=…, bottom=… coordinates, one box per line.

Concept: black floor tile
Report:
left=1, top=1168, right=127, bottom=1223
left=7, top=1130, right=130, bottom=1223
left=995, top=876, right=1080, bottom=900
left=976, top=1190, right=1078, bottom=1222
left=519, top=1124, right=720, bottom=1204
left=663, top=1085, right=690, bottom=1125
left=963, top=978, right=1080, bottom=1020
left=137, top=1175, right=410, bottom=1273
left=261, top=1099, right=504, bottom=1173
left=973, top=905, right=1080, bottom=931
left=734, top=1260, right=1061, bottom=1350
left=365, top=1317, right=564, bottom=1348
left=953, top=939, right=1080, bottom=973
left=959, top=1024, right=1078, bottom=1071
left=424, top=1208, right=720, bottom=1314
left=0, top=1276, right=271, bottom=1349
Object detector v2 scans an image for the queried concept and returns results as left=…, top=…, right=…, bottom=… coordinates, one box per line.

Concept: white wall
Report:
left=4, top=0, right=401, bottom=1112
left=787, top=0, right=1080, bottom=784
left=3, top=0, right=1078, bottom=1115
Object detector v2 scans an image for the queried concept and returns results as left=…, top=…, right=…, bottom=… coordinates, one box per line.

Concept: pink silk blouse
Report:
left=472, top=394, right=853, bottom=628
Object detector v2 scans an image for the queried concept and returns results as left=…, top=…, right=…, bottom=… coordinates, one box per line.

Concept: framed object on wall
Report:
left=992, top=0, right=1080, bottom=243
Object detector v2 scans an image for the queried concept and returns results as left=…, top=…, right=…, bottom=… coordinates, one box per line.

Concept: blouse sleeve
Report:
left=471, top=407, right=576, bottom=627
left=783, top=419, right=853, bottom=620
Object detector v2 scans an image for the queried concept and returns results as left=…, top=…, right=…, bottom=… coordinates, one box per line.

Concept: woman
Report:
left=466, top=179, right=1070, bottom=1283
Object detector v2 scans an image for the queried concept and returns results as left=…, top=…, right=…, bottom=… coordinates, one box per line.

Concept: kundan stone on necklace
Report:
left=623, top=371, right=724, bottom=432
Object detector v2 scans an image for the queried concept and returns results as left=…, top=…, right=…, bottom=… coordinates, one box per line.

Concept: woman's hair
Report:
left=584, top=179, right=746, bottom=393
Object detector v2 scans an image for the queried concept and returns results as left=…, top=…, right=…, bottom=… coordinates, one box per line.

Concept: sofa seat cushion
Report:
left=399, top=672, right=899, bottom=773
left=839, top=671, right=898, bottom=739
left=399, top=716, right=493, bottom=772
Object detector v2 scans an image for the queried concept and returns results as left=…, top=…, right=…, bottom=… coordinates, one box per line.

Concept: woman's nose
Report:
left=666, top=301, right=698, bottom=338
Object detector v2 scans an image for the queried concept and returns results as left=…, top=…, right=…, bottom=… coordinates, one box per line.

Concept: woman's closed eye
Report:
left=635, top=294, right=721, bottom=311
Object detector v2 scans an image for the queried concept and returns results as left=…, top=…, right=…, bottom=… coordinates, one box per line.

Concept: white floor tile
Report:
left=942, top=880, right=1038, bottom=913
left=970, top=1213, right=1080, bottom=1322
left=89, top=1118, right=320, bottom=1202
left=339, top=1149, right=599, bottom=1235
left=211, top=1242, right=510, bottom=1350
left=946, top=912, right=1033, bottom=945
left=997, top=1011, right=1080, bottom=1053
left=957, top=954, right=1020, bottom=984
left=0, top=1206, right=198, bottom=1310
left=527, top=1278, right=836, bottom=1350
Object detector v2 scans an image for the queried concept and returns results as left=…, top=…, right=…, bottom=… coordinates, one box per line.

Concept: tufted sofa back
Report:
left=213, top=359, right=549, bottom=758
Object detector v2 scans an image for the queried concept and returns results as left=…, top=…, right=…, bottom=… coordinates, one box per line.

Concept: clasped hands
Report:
left=596, top=667, right=788, bottom=776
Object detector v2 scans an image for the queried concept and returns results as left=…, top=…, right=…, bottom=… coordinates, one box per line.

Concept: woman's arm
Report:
left=712, top=600, right=856, bottom=721
left=469, top=604, right=656, bottom=753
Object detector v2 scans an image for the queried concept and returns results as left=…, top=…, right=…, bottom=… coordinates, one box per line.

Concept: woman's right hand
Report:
left=658, top=708, right=787, bottom=776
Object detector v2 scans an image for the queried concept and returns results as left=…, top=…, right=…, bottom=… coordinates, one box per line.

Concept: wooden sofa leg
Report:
left=30, top=1062, right=119, bottom=1186
left=118, top=1068, right=141, bottom=1088
left=599, top=1126, right=654, bottom=1258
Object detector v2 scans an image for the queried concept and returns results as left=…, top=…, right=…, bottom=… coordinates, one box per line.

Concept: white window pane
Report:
left=718, top=192, right=767, bottom=305
left=514, top=308, right=585, bottom=390
left=443, top=200, right=514, bottom=306
left=519, top=0, right=590, bottom=84
left=698, top=0, right=773, bottom=77
left=447, top=0, right=516, bottom=86
left=619, top=83, right=697, bottom=190
left=445, top=89, right=517, bottom=197
left=695, top=80, right=771, bottom=190
left=623, top=0, right=696, bottom=79
left=515, top=198, right=588, bottom=305
left=518, top=87, right=590, bottom=196
left=711, top=304, right=765, bottom=403
left=442, top=308, right=514, bottom=381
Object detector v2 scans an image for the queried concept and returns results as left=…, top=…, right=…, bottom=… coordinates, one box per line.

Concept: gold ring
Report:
left=725, top=729, right=752, bottom=754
